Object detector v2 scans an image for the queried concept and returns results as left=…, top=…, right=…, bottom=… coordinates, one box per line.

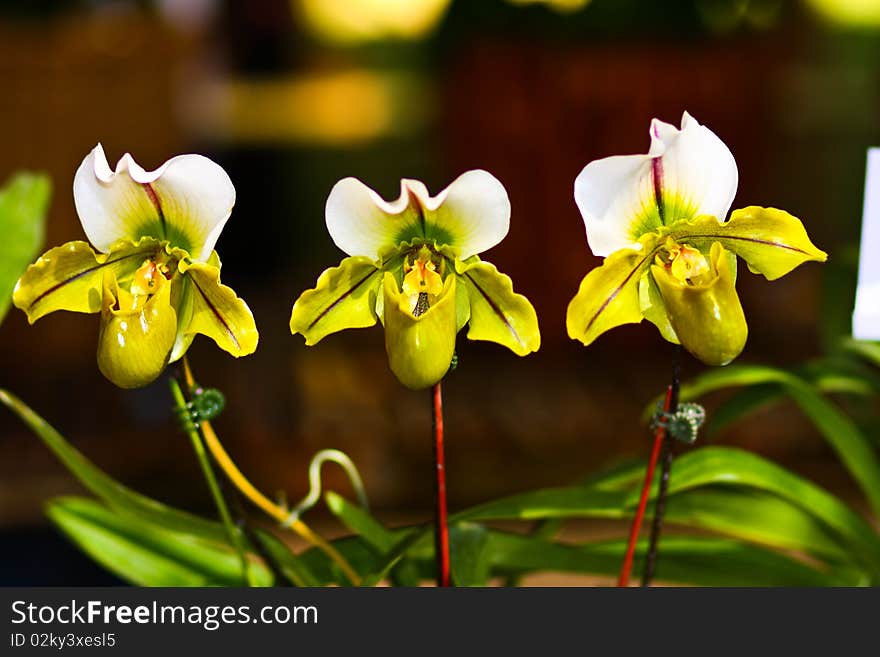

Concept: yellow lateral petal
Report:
left=179, top=261, right=258, bottom=357
left=13, top=238, right=163, bottom=323
left=289, top=255, right=382, bottom=345
left=453, top=258, right=540, bottom=356
left=670, top=207, right=827, bottom=280
left=566, top=243, right=657, bottom=346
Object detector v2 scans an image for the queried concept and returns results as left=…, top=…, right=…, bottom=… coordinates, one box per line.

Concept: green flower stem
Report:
left=642, top=348, right=682, bottom=586
left=169, top=376, right=256, bottom=586
left=180, top=356, right=362, bottom=585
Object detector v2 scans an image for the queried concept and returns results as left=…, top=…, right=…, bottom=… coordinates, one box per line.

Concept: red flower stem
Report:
left=617, top=384, right=673, bottom=587
left=432, top=381, right=451, bottom=587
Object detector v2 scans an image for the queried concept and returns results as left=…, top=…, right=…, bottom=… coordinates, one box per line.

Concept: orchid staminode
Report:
left=290, top=171, right=540, bottom=389
left=13, top=145, right=258, bottom=388
left=567, top=112, right=827, bottom=366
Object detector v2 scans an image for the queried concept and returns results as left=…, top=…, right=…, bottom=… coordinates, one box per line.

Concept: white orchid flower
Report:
left=14, top=145, right=258, bottom=388
left=290, top=171, right=540, bottom=389
left=567, top=112, right=827, bottom=366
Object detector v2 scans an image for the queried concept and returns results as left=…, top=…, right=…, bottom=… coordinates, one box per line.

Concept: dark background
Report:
left=0, top=0, right=877, bottom=584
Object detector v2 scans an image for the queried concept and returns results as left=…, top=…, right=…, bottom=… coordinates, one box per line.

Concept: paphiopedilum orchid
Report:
left=13, top=145, right=258, bottom=388
left=290, top=171, right=540, bottom=389
left=567, top=112, right=827, bottom=366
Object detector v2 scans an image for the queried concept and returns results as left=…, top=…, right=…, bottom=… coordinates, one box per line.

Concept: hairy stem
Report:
left=642, top=354, right=682, bottom=586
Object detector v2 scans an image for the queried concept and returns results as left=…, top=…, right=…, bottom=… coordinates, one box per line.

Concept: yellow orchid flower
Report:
left=290, top=171, right=540, bottom=389
left=567, top=112, right=827, bottom=366
left=13, top=145, right=258, bottom=388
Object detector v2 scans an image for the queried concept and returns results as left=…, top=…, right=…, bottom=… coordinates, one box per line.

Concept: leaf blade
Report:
left=0, top=173, right=51, bottom=325
left=47, top=497, right=273, bottom=587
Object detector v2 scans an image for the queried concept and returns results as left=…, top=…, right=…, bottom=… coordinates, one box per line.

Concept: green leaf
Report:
left=450, top=523, right=491, bottom=586
left=0, top=173, right=51, bottom=325
left=0, top=388, right=226, bottom=541
left=298, top=534, right=399, bottom=586
left=459, top=483, right=866, bottom=574
left=325, top=491, right=394, bottom=552
left=309, top=443, right=880, bottom=585
left=672, top=208, right=827, bottom=280
left=663, top=488, right=852, bottom=564
left=676, top=365, right=880, bottom=517
left=324, top=492, right=421, bottom=586
left=704, top=384, right=785, bottom=438
left=47, top=497, right=273, bottom=586
left=252, top=531, right=320, bottom=587
left=676, top=364, right=783, bottom=399
left=302, top=530, right=854, bottom=586
left=640, top=447, right=880, bottom=574
left=844, top=339, right=880, bottom=369
left=452, top=445, right=880, bottom=577
left=0, top=389, right=320, bottom=586
left=802, top=359, right=880, bottom=396
left=486, top=533, right=855, bottom=586
left=289, top=256, right=381, bottom=345
left=704, top=357, right=880, bottom=435
left=453, top=258, right=540, bottom=356
left=455, top=486, right=627, bottom=523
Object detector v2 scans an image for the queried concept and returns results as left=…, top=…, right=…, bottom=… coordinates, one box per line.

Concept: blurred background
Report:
left=1, top=0, right=878, bottom=584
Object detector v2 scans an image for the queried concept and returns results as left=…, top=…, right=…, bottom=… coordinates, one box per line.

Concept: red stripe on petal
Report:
left=141, top=182, right=167, bottom=238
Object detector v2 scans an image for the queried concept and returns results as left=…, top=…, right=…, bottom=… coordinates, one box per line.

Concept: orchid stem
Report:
left=432, top=381, right=451, bottom=587
left=180, top=357, right=361, bottom=586
left=169, top=376, right=255, bottom=586
left=617, top=384, right=673, bottom=587
left=641, top=352, right=681, bottom=586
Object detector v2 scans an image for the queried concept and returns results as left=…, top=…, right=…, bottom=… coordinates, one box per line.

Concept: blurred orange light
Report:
left=181, top=70, right=431, bottom=146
